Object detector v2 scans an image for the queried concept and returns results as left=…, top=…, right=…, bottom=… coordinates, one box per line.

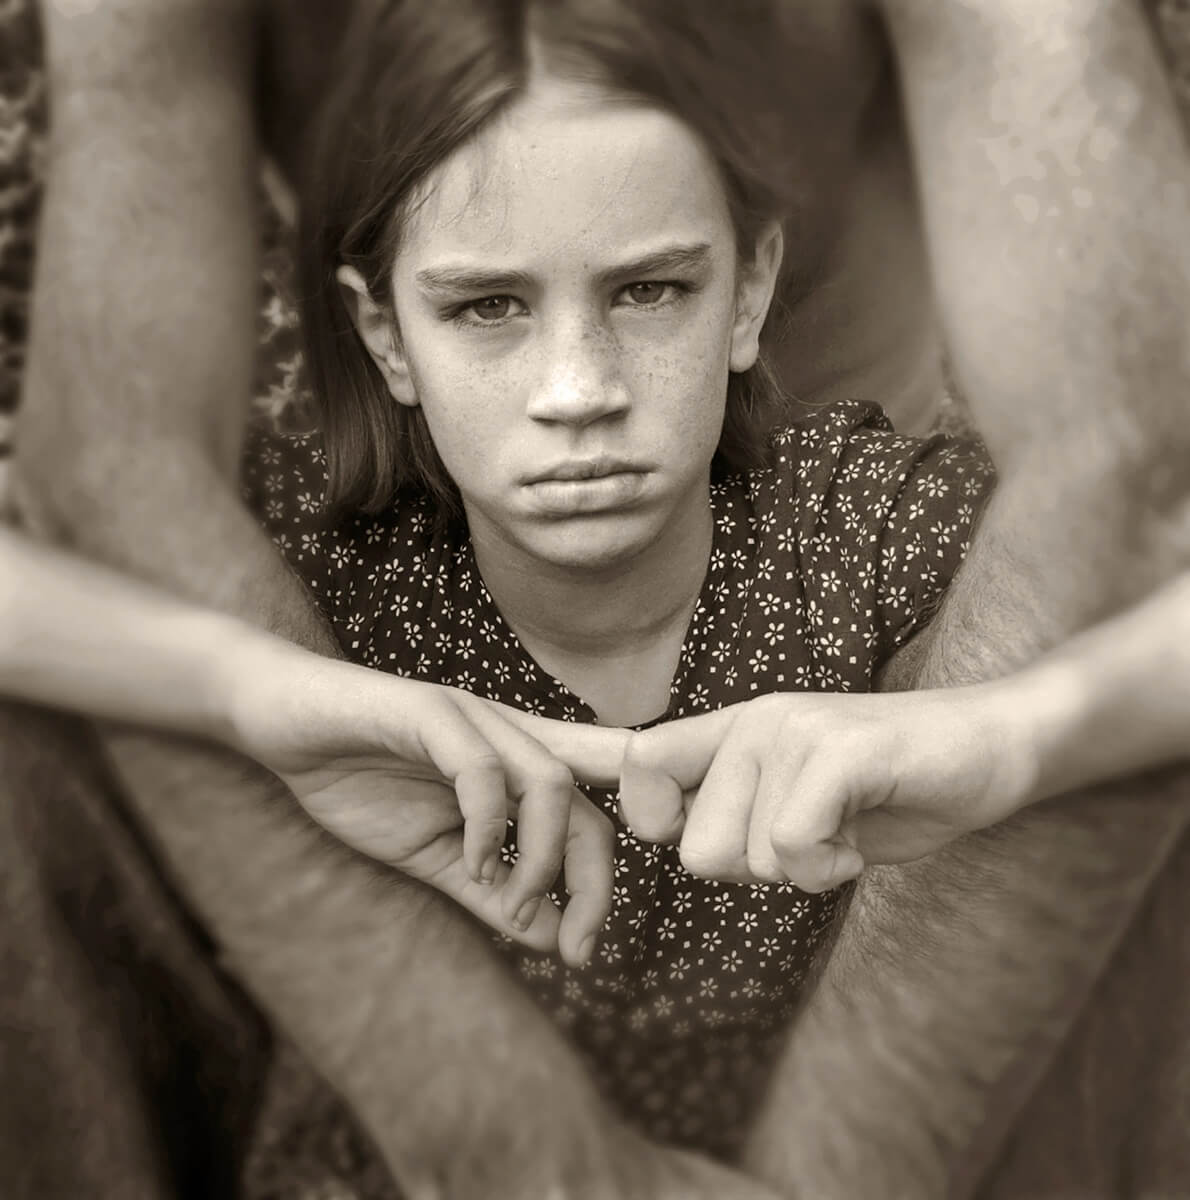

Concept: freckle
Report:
left=1013, top=193, right=1040, bottom=223
left=1072, top=187, right=1093, bottom=209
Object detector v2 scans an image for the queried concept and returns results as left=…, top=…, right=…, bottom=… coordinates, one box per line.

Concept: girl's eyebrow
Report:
left=415, top=266, right=535, bottom=296
left=414, top=242, right=713, bottom=295
left=597, top=242, right=713, bottom=284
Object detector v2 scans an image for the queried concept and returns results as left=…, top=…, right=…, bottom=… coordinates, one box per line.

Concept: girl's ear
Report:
left=729, top=221, right=784, bottom=373
left=335, top=265, right=419, bottom=408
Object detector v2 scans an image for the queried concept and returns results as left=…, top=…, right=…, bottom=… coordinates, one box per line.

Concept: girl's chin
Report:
left=501, top=514, right=666, bottom=576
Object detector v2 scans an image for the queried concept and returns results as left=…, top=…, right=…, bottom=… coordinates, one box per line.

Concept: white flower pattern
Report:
left=241, top=400, right=993, bottom=1156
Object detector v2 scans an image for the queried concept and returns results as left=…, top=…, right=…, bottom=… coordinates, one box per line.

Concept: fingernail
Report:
left=514, top=896, right=542, bottom=931
left=577, top=935, right=596, bottom=966
left=480, top=855, right=498, bottom=885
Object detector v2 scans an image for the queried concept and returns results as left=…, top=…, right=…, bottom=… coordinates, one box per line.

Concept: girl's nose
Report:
left=526, top=325, right=630, bottom=426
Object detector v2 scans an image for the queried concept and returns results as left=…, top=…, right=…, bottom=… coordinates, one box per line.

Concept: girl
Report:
left=3, top=0, right=1184, bottom=1156
left=247, top=0, right=993, bottom=1155
left=7, top=527, right=1185, bottom=931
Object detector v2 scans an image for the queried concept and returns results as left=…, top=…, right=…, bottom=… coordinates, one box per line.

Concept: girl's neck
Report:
left=471, top=502, right=713, bottom=725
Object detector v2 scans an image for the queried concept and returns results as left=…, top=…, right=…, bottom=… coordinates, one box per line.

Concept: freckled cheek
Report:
left=624, top=312, right=730, bottom=394
left=412, top=334, right=520, bottom=419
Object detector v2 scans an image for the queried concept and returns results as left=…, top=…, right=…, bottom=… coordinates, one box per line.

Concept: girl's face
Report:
left=346, top=73, right=780, bottom=575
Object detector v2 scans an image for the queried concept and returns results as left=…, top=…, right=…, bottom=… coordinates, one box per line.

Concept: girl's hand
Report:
left=223, top=636, right=628, bottom=965
left=617, top=687, right=1037, bottom=892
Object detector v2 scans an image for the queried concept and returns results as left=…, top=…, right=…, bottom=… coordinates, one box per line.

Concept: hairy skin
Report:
left=18, top=4, right=658, bottom=1197
left=15, top=3, right=921, bottom=1195
left=744, top=3, right=1190, bottom=1196
left=13, top=1, right=1190, bottom=1198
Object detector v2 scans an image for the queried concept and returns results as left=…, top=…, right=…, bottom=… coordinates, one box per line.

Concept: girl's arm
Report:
left=1, top=525, right=253, bottom=743
left=0, top=525, right=622, bottom=963
left=616, top=572, right=1190, bottom=895
left=1004, top=570, right=1190, bottom=807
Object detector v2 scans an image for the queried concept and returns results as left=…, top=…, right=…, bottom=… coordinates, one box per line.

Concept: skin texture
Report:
left=1, top=519, right=627, bottom=961
left=20, top=4, right=655, bottom=1197
left=741, top=3, right=1190, bottom=1196
left=11, top=1, right=1190, bottom=1198
left=616, top=568, right=1190, bottom=895
left=342, top=74, right=781, bottom=727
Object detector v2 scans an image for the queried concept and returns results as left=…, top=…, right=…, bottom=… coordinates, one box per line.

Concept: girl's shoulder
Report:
left=733, top=398, right=991, bottom=518
left=240, top=421, right=447, bottom=610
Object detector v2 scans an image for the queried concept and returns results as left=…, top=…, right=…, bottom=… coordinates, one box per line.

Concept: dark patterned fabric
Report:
left=1, top=2, right=1188, bottom=1196
left=244, top=399, right=994, bottom=1154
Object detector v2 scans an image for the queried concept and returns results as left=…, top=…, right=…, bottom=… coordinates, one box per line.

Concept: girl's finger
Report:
left=494, top=704, right=629, bottom=788
left=464, top=701, right=596, bottom=928
left=556, top=792, right=616, bottom=967
left=745, top=750, right=805, bottom=882
left=453, top=758, right=514, bottom=883
left=472, top=704, right=617, bottom=959
left=501, top=754, right=577, bottom=931
left=775, top=837, right=865, bottom=894
left=618, top=755, right=686, bottom=843
left=420, top=704, right=514, bottom=883
left=679, top=735, right=759, bottom=881
left=624, top=709, right=736, bottom=791
left=393, top=827, right=564, bottom=953
left=769, top=757, right=863, bottom=891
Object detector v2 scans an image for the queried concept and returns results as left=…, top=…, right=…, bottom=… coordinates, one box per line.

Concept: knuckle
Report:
left=746, top=849, right=784, bottom=883
left=787, top=860, right=831, bottom=894
left=620, top=728, right=660, bottom=772
left=464, top=749, right=504, bottom=777
left=575, top=804, right=615, bottom=846
left=678, top=842, right=718, bottom=879
left=623, top=808, right=660, bottom=841
left=473, top=812, right=509, bottom=836
left=592, top=809, right=615, bottom=847
left=538, top=760, right=575, bottom=793
left=768, top=820, right=802, bottom=857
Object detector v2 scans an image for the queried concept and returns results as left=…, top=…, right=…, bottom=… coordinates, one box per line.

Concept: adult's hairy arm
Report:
left=744, top=3, right=1190, bottom=1196
left=14, top=4, right=670, bottom=1195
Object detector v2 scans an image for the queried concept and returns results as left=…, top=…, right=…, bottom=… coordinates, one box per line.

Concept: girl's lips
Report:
left=524, top=471, right=650, bottom=515
left=524, top=457, right=651, bottom=483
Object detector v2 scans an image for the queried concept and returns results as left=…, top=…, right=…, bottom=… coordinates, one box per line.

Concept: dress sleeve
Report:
left=777, top=401, right=996, bottom=675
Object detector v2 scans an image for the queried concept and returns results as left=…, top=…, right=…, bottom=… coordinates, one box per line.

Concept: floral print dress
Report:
left=244, top=399, right=994, bottom=1155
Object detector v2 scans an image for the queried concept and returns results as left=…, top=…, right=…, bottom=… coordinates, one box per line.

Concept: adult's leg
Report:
left=0, top=703, right=270, bottom=1199
left=978, top=823, right=1190, bottom=1198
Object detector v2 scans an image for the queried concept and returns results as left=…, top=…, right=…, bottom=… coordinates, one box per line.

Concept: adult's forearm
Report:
left=100, top=724, right=633, bottom=1197
left=740, top=10, right=1190, bottom=1192
left=744, top=465, right=1190, bottom=1198
left=15, top=6, right=631, bottom=1190
left=882, top=0, right=1190, bottom=471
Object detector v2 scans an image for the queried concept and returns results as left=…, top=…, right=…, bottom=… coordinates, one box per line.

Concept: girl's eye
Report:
left=466, top=295, right=518, bottom=321
left=622, top=281, right=672, bottom=306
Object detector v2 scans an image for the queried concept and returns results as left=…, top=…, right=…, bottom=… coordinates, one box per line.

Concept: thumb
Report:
left=619, top=709, right=736, bottom=843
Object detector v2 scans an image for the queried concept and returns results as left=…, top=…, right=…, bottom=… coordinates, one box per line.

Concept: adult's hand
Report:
left=226, top=639, right=629, bottom=965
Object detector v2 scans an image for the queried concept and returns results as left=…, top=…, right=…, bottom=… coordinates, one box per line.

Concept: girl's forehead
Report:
left=398, top=76, right=736, bottom=273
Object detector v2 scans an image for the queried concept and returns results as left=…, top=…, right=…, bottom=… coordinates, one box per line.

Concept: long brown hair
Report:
left=300, top=0, right=802, bottom=523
